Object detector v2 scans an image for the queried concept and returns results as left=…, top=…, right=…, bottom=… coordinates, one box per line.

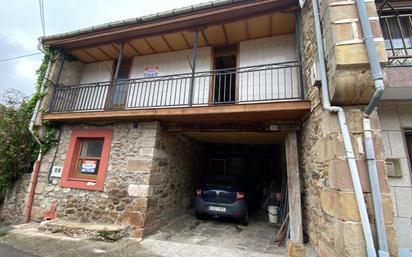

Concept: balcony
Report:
left=380, top=8, right=412, bottom=66
left=45, top=61, right=309, bottom=124
left=378, top=3, right=412, bottom=99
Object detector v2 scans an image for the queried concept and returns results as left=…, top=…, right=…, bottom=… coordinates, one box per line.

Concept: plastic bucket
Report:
left=268, top=205, right=278, bottom=224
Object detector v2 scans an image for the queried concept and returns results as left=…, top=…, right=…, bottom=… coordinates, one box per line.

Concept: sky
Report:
left=0, top=0, right=208, bottom=97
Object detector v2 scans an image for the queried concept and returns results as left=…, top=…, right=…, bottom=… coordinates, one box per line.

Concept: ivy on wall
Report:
left=0, top=47, right=61, bottom=201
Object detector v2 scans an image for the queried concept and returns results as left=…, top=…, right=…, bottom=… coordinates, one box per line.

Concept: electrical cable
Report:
left=0, top=53, right=42, bottom=63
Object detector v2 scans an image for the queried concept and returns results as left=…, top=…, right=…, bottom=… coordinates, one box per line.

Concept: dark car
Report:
left=195, top=176, right=249, bottom=225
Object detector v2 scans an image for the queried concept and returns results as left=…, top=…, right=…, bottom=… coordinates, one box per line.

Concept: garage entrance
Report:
left=197, top=143, right=287, bottom=226
left=144, top=131, right=303, bottom=256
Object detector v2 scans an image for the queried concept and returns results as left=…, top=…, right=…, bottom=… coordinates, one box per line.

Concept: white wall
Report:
left=127, top=47, right=212, bottom=108
left=72, top=61, right=113, bottom=111
left=68, top=35, right=300, bottom=111
left=238, top=34, right=299, bottom=102
left=378, top=100, right=412, bottom=249
left=79, top=61, right=113, bottom=84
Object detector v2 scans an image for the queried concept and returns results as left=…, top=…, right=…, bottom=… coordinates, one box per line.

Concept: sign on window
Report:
left=80, top=160, right=98, bottom=175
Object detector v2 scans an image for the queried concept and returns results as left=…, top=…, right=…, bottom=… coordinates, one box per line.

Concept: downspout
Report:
left=311, top=0, right=377, bottom=257
left=355, top=0, right=389, bottom=256
left=24, top=42, right=53, bottom=223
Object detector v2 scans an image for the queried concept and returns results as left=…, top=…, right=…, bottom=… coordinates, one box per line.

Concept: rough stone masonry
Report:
left=0, top=121, right=199, bottom=239
left=299, top=0, right=397, bottom=256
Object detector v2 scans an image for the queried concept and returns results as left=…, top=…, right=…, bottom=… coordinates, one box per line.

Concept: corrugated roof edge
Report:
left=40, top=0, right=251, bottom=43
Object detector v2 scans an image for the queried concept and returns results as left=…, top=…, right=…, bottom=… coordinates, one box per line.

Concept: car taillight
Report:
left=236, top=192, right=245, bottom=200
left=196, top=188, right=202, bottom=196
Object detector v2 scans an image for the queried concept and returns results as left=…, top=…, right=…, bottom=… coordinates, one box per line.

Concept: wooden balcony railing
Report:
left=48, top=61, right=303, bottom=113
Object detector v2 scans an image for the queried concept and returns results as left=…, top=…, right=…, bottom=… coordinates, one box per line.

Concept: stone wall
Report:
left=23, top=121, right=201, bottom=239
left=35, top=57, right=84, bottom=130
left=0, top=174, right=31, bottom=223
left=378, top=100, right=412, bottom=248
left=144, top=129, right=201, bottom=235
left=30, top=121, right=158, bottom=238
left=320, top=0, right=387, bottom=105
left=300, top=0, right=397, bottom=256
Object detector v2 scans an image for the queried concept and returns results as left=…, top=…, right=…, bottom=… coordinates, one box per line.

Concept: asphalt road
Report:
left=0, top=243, right=39, bottom=257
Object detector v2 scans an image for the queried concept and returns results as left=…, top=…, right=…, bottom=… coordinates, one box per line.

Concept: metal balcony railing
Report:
left=48, top=61, right=303, bottom=113
left=380, top=9, right=412, bottom=66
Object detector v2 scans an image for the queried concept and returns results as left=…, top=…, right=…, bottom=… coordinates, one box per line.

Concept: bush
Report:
left=0, top=89, right=39, bottom=202
left=0, top=49, right=60, bottom=203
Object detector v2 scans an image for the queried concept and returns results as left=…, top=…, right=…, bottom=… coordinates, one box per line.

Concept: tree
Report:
left=0, top=89, right=39, bottom=201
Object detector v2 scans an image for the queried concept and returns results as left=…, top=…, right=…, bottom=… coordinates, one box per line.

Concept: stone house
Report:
left=1, top=0, right=411, bottom=256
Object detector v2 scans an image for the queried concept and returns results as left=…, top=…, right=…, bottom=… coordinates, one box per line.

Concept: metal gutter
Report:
left=24, top=51, right=52, bottom=223
left=311, top=0, right=377, bottom=256
left=355, top=0, right=389, bottom=255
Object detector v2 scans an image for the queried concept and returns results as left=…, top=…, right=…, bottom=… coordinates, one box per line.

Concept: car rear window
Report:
left=206, top=177, right=239, bottom=189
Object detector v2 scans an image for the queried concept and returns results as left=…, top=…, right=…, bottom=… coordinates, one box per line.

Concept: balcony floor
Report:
left=43, top=100, right=310, bottom=124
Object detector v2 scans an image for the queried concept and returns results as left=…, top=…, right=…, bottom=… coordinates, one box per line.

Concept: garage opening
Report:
left=146, top=131, right=293, bottom=255
left=196, top=143, right=287, bottom=226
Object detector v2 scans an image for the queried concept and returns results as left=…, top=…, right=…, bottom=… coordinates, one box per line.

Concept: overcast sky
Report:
left=0, top=0, right=207, bottom=97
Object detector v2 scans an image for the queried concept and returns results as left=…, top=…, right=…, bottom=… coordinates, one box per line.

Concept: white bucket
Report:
left=268, top=205, right=278, bottom=224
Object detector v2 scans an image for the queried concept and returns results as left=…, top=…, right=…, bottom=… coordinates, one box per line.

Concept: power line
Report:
left=0, top=53, right=42, bottom=63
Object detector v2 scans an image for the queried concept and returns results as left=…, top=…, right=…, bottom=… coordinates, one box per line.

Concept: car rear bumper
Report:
left=195, top=196, right=247, bottom=217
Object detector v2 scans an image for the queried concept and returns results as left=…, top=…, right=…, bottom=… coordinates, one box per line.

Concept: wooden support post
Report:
left=189, top=30, right=198, bottom=107
left=285, top=131, right=303, bottom=244
left=108, top=43, right=124, bottom=110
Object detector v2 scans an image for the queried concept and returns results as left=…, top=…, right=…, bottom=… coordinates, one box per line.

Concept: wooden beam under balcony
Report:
left=42, top=101, right=311, bottom=124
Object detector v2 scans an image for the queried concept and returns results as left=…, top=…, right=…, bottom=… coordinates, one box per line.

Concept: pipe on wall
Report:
left=24, top=42, right=53, bottom=223
left=311, top=0, right=377, bottom=256
left=355, top=0, right=389, bottom=255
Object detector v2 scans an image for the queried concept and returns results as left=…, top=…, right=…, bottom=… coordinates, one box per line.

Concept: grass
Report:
left=0, top=230, right=8, bottom=237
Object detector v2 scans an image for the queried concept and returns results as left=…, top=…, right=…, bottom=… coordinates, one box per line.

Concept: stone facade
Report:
left=35, top=57, right=83, bottom=129
left=144, top=129, right=201, bottom=235
left=0, top=173, right=31, bottom=223
left=2, top=120, right=201, bottom=239
left=27, top=122, right=158, bottom=238
left=320, top=0, right=387, bottom=105
left=378, top=100, right=412, bottom=248
left=300, top=0, right=397, bottom=256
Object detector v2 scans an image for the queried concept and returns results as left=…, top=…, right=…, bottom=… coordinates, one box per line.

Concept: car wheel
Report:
left=195, top=211, right=204, bottom=220
left=241, top=211, right=249, bottom=226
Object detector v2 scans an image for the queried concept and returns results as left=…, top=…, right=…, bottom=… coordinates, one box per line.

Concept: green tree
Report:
left=0, top=89, right=39, bottom=201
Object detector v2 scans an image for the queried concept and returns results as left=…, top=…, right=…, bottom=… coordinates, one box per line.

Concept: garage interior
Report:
left=147, top=131, right=293, bottom=255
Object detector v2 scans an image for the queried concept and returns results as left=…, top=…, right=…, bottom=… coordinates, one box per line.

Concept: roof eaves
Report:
left=41, top=0, right=251, bottom=43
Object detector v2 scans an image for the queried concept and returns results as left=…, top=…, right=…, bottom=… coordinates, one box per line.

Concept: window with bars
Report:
left=380, top=6, right=412, bottom=66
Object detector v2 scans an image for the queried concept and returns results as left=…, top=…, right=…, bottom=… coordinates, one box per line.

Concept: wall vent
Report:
left=385, top=158, right=402, bottom=178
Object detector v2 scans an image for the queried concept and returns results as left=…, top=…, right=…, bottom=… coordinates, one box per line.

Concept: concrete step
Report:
left=141, top=237, right=286, bottom=257
left=39, top=219, right=128, bottom=241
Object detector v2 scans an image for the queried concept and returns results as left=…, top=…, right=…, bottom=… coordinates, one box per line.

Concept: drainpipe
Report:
left=311, top=0, right=377, bottom=257
left=355, top=0, right=389, bottom=256
left=24, top=41, right=53, bottom=223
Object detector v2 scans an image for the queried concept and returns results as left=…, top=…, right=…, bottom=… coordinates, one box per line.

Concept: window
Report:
left=213, top=45, right=237, bottom=103
left=109, top=59, right=131, bottom=109
left=60, top=129, right=112, bottom=191
left=379, top=5, right=412, bottom=65
left=405, top=132, right=412, bottom=174
left=74, top=139, right=104, bottom=179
